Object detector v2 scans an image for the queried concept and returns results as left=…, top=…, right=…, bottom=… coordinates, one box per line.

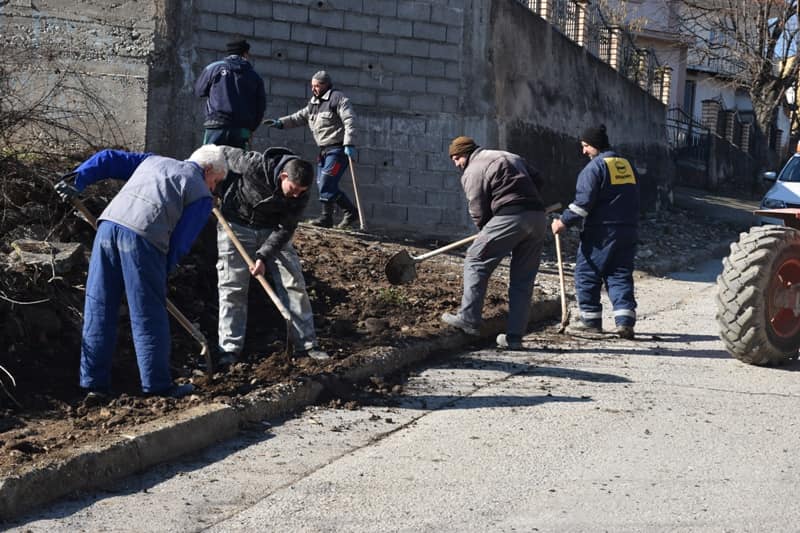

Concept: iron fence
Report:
left=522, top=0, right=669, bottom=103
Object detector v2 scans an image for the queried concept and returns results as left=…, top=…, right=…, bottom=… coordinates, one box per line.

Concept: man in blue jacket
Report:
left=195, top=39, right=266, bottom=149
left=54, top=145, right=228, bottom=401
left=551, top=125, right=640, bottom=339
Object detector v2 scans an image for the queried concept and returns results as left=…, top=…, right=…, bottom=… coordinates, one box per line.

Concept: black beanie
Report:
left=226, top=39, right=250, bottom=56
left=580, top=124, right=610, bottom=151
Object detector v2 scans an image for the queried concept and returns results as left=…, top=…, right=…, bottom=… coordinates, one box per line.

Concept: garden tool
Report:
left=385, top=203, right=562, bottom=285
left=347, top=156, right=366, bottom=231
left=385, top=234, right=478, bottom=285
left=60, top=193, right=214, bottom=374
left=555, top=230, right=570, bottom=333
left=212, top=207, right=294, bottom=352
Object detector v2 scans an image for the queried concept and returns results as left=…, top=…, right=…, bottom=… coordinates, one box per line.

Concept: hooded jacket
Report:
left=195, top=55, right=266, bottom=131
left=219, top=147, right=309, bottom=260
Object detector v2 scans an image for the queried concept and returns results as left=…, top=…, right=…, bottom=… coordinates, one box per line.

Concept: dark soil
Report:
left=0, top=166, right=523, bottom=477
left=0, top=161, right=746, bottom=478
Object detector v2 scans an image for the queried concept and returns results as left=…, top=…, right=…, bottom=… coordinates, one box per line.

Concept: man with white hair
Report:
left=54, top=145, right=228, bottom=401
left=266, top=70, right=358, bottom=228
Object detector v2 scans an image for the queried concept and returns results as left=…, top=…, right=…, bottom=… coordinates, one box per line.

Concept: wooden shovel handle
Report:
left=212, top=207, right=292, bottom=322
left=347, top=156, right=366, bottom=230
left=555, top=232, right=568, bottom=325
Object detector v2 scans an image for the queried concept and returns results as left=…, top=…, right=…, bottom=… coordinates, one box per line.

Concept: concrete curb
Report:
left=0, top=296, right=561, bottom=521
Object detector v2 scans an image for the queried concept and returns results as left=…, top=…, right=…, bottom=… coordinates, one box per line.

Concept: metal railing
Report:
left=522, top=0, right=670, bottom=104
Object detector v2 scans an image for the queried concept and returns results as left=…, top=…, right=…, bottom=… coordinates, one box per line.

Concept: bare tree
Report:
left=676, top=0, right=799, bottom=139
left=0, top=46, right=126, bottom=160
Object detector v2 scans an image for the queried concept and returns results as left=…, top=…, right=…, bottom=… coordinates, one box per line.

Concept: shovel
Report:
left=62, top=194, right=214, bottom=374
left=385, top=234, right=478, bottom=285
left=554, top=231, right=570, bottom=333
left=385, top=203, right=562, bottom=285
left=212, top=207, right=294, bottom=352
left=347, top=156, right=367, bottom=231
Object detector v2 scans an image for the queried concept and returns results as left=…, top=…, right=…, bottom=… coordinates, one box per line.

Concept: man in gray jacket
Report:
left=441, top=136, right=548, bottom=350
left=267, top=71, right=358, bottom=228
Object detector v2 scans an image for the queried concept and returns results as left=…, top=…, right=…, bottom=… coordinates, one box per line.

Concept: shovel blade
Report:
left=385, top=249, right=417, bottom=285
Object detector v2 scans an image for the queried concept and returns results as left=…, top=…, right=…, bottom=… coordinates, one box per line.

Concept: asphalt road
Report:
left=8, top=258, right=800, bottom=532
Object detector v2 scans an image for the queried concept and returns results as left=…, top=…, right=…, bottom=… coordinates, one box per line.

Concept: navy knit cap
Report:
left=226, top=39, right=250, bottom=56
left=580, top=124, right=610, bottom=151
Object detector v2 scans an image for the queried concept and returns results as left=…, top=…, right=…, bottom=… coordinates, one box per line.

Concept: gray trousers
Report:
left=459, top=210, right=547, bottom=337
left=216, top=221, right=317, bottom=354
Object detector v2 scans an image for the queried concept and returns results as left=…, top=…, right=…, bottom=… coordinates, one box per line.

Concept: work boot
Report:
left=217, top=350, right=240, bottom=368
left=147, top=383, right=195, bottom=399
left=566, top=320, right=602, bottom=336
left=310, top=202, right=334, bottom=228
left=616, top=325, right=635, bottom=340
left=496, top=333, right=523, bottom=350
left=441, top=312, right=481, bottom=336
left=335, top=195, right=358, bottom=229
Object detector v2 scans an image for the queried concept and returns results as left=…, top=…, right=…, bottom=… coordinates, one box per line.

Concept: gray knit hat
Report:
left=312, top=70, right=332, bottom=85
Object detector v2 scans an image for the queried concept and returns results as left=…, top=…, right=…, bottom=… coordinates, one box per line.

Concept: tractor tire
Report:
left=716, top=224, right=800, bottom=365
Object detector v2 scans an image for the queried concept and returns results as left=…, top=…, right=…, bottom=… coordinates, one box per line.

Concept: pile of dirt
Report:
left=0, top=159, right=747, bottom=477
left=0, top=163, right=521, bottom=477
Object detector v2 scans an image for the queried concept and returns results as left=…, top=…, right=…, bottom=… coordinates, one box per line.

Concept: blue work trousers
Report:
left=460, top=210, right=547, bottom=337
left=317, top=147, right=349, bottom=203
left=80, top=222, right=172, bottom=394
left=575, top=224, right=637, bottom=328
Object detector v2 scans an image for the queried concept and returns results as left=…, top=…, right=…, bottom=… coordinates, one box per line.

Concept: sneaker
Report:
left=566, top=321, right=602, bottom=335
left=82, top=389, right=111, bottom=407
left=616, top=325, right=635, bottom=340
left=441, top=312, right=481, bottom=336
left=496, top=334, right=523, bottom=350
left=147, top=383, right=195, bottom=399
left=299, top=348, right=331, bottom=361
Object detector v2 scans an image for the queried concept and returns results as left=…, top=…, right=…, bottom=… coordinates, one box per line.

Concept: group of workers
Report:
left=54, top=39, right=640, bottom=403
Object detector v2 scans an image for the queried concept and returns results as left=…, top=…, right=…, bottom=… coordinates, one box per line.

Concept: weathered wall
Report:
left=3, top=0, right=673, bottom=235
left=0, top=0, right=157, bottom=150
left=488, top=0, right=673, bottom=213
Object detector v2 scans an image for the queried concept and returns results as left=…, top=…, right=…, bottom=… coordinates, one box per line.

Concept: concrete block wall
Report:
left=3, top=0, right=674, bottom=237
left=0, top=0, right=157, bottom=151
left=185, top=0, right=475, bottom=234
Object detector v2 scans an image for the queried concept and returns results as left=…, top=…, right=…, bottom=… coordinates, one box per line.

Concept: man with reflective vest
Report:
left=551, top=124, right=640, bottom=339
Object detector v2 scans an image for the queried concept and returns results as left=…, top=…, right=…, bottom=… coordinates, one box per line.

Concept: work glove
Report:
left=344, top=145, right=357, bottom=158
left=264, top=118, right=283, bottom=129
left=54, top=178, right=80, bottom=202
